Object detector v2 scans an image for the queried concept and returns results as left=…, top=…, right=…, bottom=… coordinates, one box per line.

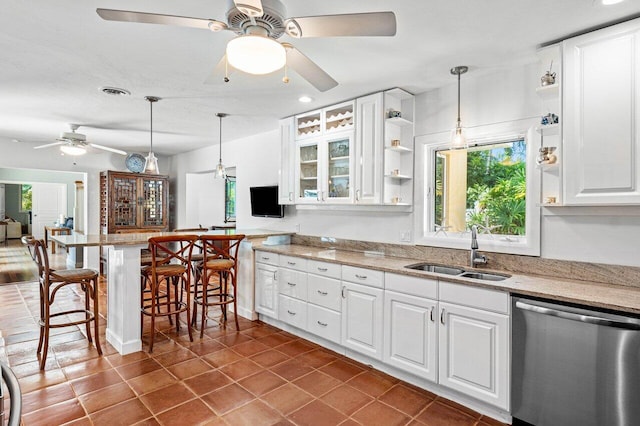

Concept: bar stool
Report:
left=24, top=238, right=102, bottom=370
left=193, top=234, right=245, bottom=336
left=141, top=235, right=198, bottom=352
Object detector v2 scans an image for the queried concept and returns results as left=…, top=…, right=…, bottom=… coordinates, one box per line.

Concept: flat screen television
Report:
left=250, top=185, right=284, bottom=218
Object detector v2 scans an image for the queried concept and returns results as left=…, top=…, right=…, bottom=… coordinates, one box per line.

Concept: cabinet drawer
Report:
left=307, top=304, right=341, bottom=344
left=439, top=281, right=509, bottom=314
left=307, top=260, right=341, bottom=279
left=278, top=295, right=307, bottom=329
left=386, top=273, right=437, bottom=299
left=342, top=265, right=384, bottom=288
left=255, top=250, right=279, bottom=266
left=307, top=275, right=342, bottom=311
left=278, top=268, right=308, bottom=301
left=279, top=255, right=307, bottom=272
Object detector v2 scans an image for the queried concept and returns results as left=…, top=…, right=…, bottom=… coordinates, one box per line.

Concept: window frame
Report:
left=19, top=184, right=32, bottom=213
left=224, top=175, right=236, bottom=223
left=414, top=119, right=540, bottom=256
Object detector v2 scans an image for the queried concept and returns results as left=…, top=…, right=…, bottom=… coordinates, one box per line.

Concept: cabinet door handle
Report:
left=341, top=286, right=346, bottom=298
left=440, top=308, right=445, bottom=325
left=355, top=274, right=367, bottom=280
left=355, top=189, right=360, bottom=202
left=289, top=191, right=293, bottom=201
left=287, top=310, right=296, bottom=316
left=317, top=267, right=328, bottom=272
left=317, top=321, right=328, bottom=327
left=273, top=270, right=278, bottom=281
left=317, top=290, right=328, bottom=295
left=287, top=282, right=296, bottom=287
left=430, top=307, right=435, bottom=322
left=322, top=191, right=326, bottom=201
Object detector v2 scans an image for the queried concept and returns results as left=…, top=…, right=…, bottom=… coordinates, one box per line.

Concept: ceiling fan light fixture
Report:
left=226, top=34, right=286, bottom=75
left=60, top=144, right=87, bottom=156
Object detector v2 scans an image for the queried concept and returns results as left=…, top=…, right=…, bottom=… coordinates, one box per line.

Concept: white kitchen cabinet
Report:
left=255, top=260, right=279, bottom=319
left=278, top=294, right=307, bottom=329
left=278, top=117, right=296, bottom=205
left=355, top=92, right=384, bottom=204
left=341, top=280, right=384, bottom=360
left=563, top=19, right=640, bottom=205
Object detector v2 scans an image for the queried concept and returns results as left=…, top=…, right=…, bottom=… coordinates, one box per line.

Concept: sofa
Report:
left=6, top=221, right=21, bottom=238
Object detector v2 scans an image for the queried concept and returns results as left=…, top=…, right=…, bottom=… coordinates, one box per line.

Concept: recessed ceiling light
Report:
left=100, top=86, right=131, bottom=96
left=298, top=95, right=313, bottom=103
left=601, top=0, right=624, bottom=5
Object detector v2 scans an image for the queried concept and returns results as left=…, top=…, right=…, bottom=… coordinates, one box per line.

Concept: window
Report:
left=415, top=122, right=540, bottom=256
left=224, top=176, right=236, bottom=223
left=20, top=184, right=32, bottom=212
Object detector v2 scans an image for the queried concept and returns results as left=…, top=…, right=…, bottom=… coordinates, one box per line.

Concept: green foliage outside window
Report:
left=20, top=184, right=32, bottom=211
left=225, top=176, right=236, bottom=223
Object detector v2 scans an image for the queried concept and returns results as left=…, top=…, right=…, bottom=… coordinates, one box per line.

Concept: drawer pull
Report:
left=430, top=307, right=434, bottom=322
left=317, top=267, right=328, bottom=272
left=355, top=274, right=367, bottom=280
left=341, top=286, right=346, bottom=298
left=261, top=256, right=270, bottom=261
left=287, top=282, right=296, bottom=287
left=440, top=308, right=445, bottom=325
left=317, top=290, right=328, bottom=296
left=287, top=310, right=296, bottom=316
left=317, top=321, right=328, bottom=327
left=287, top=261, right=296, bottom=265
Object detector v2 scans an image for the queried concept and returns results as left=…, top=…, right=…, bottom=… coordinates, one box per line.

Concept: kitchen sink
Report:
left=404, top=263, right=510, bottom=281
left=404, top=263, right=465, bottom=275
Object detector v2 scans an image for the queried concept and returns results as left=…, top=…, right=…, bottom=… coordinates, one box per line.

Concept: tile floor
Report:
left=0, top=278, right=507, bottom=426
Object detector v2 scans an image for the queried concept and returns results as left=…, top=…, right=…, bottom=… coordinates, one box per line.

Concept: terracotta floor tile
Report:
left=184, top=339, right=226, bottom=356
left=231, top=339, right=271, bottom=357
left=106, top=351, right=149, bottom=368
left=62, top=357, right=113, bottom=380
left=151, top=346, right=196, bottom=367
left=17, top=368, right=67, bottom=394
left=22, top=382, right=76, bottom=414
left=90, top=398, right=153, bottom=426
left=21, top=398, right=87, bottom=426
left=167, top=358, right=212, bottom=380
left=216, top=332, right=254, bottom=347
left=10, top=358, right=59, bottom=379
left=156, top=398, right=216, bottom=425
left=479, top=415, right=509, bottom=426
left=201, top=383, right=256, bottom=415
left=132, top=418, right=162, bottom=426
left=261, top=383, right=314, bottom=416
left=241, top=324, right=280, bottom=339
left=238, top=370, right=286, bottom=396
left=184, top=370, right=233, bottom=395
left=219, top=358, right=263, bottom=380
left=378, top=384, right=434, bottom=417
left=62, top=416, right=94, bottom=426
left=414, top=401, right=477, bottom=426
left=250, top=348, right=290, bottom=368
left=436, top=396, right=482, bottom=419
left=319, top=384, right=373, bottom=416
left=78, top=381, right=136, bottom=413
left=295, top=349, right=338, bottom=369
left=202, top=348, right=243, bottom=368
left=115, top=358, right=162, bottom=380
left=256, top=333, right=295, bottom=348
left=139, top=382, right=196, bottom=414
left=293, top=370, right=341, bottom=397
left=270, top=358, right=314, bottom=381
left=319, top=359, right=366, bottom=382
left=127, top=368, right=178, bottom=395
left=70, top=369, right=123, bottom=395
left=355, top=400, right=411, bottom=426
left=275, top=339, right=316, bottom=357
left=288, top=399, right=347, bottom=426
left=347, top=370, right=396, bottom=398
left=222, top=399, right=284, bottom=426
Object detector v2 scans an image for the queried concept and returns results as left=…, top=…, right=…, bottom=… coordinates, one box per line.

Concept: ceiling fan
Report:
left=33, top=124, right=127, bottom=156
left=96, top=0, right=397, bottom=92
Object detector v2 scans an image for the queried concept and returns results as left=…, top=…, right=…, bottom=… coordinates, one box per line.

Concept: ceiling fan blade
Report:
left=233, top=0, right=264, bottom=17
left=284, top=12, right=396, bottom=38
left=284, top=44, right=338, bottom=92
left=89, top=143, right=127, bottom=156
left=96, top=8, right=228, bottom=31
left=34, top=141, right=65, bottom=150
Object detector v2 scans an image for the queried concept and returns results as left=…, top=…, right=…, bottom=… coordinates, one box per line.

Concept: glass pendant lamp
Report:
left=214, top=113, right=228, bottom=179
left=450, top=66, right=468, bottom=148
left=144, top=96, right=160, bottom=174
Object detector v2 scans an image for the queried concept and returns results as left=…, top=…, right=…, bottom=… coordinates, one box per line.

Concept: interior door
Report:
left=32, top=182, right=67, bottom=239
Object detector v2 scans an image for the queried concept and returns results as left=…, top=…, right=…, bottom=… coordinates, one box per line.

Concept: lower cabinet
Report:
left=255, top=257, right=279, bottom=319
left=341, top=281, right=384, bottom=360
left=307, top=303, right=341, bottom=344
left=278, top=294, right=307, bottom=329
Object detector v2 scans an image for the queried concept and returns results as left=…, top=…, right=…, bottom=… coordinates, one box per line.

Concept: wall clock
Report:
left=125, top=153, right=146, bottom=173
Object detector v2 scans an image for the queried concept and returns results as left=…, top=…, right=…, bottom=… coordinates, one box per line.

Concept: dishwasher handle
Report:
left=515, top=300, right=640, bottom=330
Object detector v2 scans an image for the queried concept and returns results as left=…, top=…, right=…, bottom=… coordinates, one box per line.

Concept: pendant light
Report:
left=450, top=66, right=468, bottom=148
left=144, top=96, right=160, bottom=174
left=214, top=113, right=228, bottom=179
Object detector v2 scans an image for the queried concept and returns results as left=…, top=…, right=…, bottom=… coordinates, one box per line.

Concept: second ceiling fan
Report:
left=96, top=0, right=397, bottom=92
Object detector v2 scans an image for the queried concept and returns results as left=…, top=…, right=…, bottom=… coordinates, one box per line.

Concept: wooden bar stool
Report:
left=25, top=238, right=102, bottom=370
left=141, top=235, right=198, bottom=352
left=193, top=234, right=245, bottom=336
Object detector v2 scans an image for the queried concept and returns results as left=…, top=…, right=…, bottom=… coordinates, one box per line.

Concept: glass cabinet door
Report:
left=112, top=176, right=138, bottom=227
left=327, top=136, right=351, bottom=200
left=141, top=177, right=166, bottom=227
left=299, top=143, right=319, bottom=201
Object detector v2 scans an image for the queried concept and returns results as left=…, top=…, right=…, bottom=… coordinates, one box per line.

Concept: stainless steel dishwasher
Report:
left=512, top=296, right=640, bottom=426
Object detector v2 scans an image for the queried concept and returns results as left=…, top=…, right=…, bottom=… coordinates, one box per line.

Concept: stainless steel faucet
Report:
left=470, top=225, right=487, bottom=267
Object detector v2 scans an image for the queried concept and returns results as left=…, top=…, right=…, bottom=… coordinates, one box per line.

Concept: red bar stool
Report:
left=25, top=238, right=102, bottom=370
left=193, top=234, right=245, bottom=336
left=141, top=235, right=198, bottom=352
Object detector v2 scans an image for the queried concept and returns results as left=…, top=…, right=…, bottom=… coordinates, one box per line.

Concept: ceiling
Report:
left=1, top=0, right=639, bottom=157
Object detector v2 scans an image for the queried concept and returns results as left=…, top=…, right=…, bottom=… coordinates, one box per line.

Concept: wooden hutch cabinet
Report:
left=100, top=170, right=169, bottom=234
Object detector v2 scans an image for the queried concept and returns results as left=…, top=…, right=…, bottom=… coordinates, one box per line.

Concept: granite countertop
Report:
left=50, top=229, right=293, bottom=248
left=255, top=244, right=640, bottom=315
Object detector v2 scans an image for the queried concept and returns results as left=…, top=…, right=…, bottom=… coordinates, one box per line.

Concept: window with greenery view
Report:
left=20, top=184, right=32, bottom=212
left=225, top=176, right=236, bottom=223
left=434, top=139, right=526, bottom=236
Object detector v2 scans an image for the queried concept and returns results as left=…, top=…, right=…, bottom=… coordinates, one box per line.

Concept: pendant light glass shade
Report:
left=214, top=113, right=227, bottom=179
left=450, top=66, right=468, bottom=148
left=144, top=96, right=160, bottom=174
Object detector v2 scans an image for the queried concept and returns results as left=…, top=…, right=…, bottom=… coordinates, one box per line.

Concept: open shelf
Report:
left=386, top=117, right=413, bottom=127
left=385, top=145, right=413, bottom=153
left=535, top=84, right=560, bottom=100
left=535, top=123, right=559, bottom=135
left=384, top=174, right=412, bottom=180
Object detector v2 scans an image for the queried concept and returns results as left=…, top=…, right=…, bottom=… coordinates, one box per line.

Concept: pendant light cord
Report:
left=150, top=99, right=153, bottom=152
left=219, top=113, right=222, bottom=162
left=456, top=71, right=461, bottom=126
